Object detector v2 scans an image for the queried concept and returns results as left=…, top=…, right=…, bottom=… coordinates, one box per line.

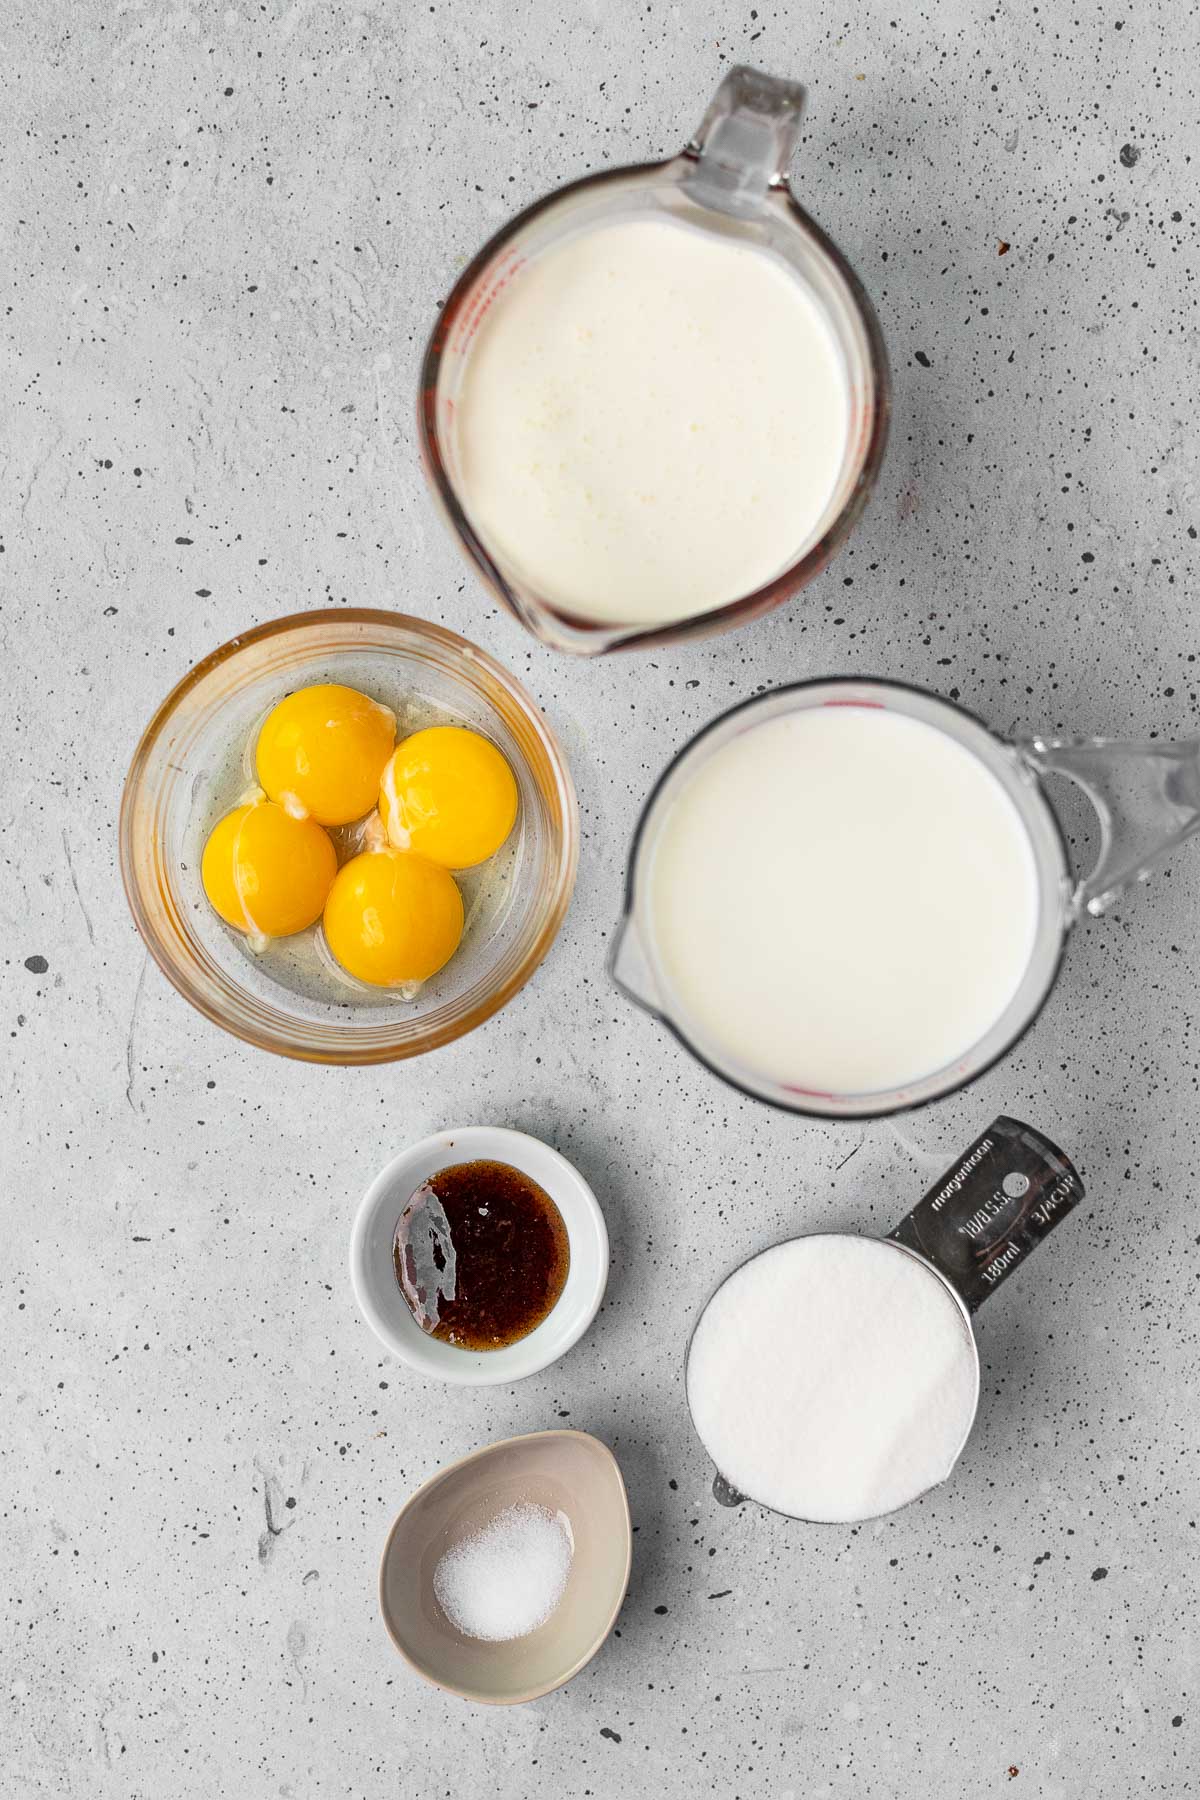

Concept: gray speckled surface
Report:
left=3, top=1, right=1199, bottom=1794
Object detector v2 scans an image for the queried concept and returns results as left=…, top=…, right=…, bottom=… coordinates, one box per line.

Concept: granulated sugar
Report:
left=686, top=1235, right=979, bottom=1523
left=434, top=1502, right=573, bottom=1641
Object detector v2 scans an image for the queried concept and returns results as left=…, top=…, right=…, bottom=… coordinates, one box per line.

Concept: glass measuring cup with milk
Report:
left=419, top=67, right=888, bottom=653
left=612, top=678, right=1200, bottom=1118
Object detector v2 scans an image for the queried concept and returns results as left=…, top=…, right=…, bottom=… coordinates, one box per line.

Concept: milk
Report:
left=646, top=705, right=1040, bottom=1096
left=453, top=218, right=850, bottom=627
left=687, top=1235, right=979, bottom=1523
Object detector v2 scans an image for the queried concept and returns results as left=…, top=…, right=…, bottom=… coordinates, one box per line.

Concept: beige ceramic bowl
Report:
left=379, top=1430, right=631, bottom=1704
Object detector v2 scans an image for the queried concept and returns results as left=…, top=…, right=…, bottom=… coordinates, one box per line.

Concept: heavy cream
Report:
left=453, top=217, right=850, bottom=626
left=645, top=704, right=1040, bottom=1097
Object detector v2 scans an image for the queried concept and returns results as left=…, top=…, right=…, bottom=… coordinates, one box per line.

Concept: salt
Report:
left=434, top=1502, right=573, bottom=1642
left=686, top=1235, right=979, bottom=1523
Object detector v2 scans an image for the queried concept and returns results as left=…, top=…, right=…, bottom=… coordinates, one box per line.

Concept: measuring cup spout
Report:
left=608, top=915, right=662, bottom=1016
left=683, top=66, right=807, bottom=217
left=1021, top=733, right=1200, bottom=917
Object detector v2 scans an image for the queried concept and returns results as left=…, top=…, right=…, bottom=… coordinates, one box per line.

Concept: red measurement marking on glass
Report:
left=450, top=253, right=527, bottom=354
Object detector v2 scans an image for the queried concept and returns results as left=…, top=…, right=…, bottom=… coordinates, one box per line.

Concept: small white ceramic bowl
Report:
left=350, top=1127, right=608, bottom=1385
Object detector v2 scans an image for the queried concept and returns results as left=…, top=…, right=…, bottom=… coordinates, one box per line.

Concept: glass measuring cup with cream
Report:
left=687, top=1117, right=1083, bottom=1524
left=420, top=66, right=888, bottom=652
left=612, top=677, right=1200, bottom=1118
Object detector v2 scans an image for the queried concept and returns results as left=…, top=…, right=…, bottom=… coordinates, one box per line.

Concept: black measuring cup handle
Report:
left=889, top=1116, right=1084, bottom=1314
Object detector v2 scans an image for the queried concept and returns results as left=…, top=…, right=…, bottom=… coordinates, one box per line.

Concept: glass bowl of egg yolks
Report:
left=119, top=610, right=578, bottom=1063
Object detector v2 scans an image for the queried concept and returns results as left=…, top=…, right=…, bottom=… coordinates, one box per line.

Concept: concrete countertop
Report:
left=3, top=2, right=1197, bottom=1794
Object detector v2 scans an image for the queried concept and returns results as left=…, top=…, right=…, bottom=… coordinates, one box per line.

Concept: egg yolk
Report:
left=256, top=683, right=396, bottom=826
left=378, top=725, right=518, bottom=869
left=202, top=799, right=337, bottom=938
left=323, top=848, right=464, bottom=986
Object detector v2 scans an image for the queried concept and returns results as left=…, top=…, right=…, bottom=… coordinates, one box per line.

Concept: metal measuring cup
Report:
left=689, top=1117, right=1084, bottom=1522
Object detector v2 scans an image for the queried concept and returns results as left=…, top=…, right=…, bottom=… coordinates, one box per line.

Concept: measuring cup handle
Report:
left=889, top=1118, right=1084, bottom=1314
left=683, top=65, right=806, bottom=216
left=1021, top=733, right=1200, bottom=917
